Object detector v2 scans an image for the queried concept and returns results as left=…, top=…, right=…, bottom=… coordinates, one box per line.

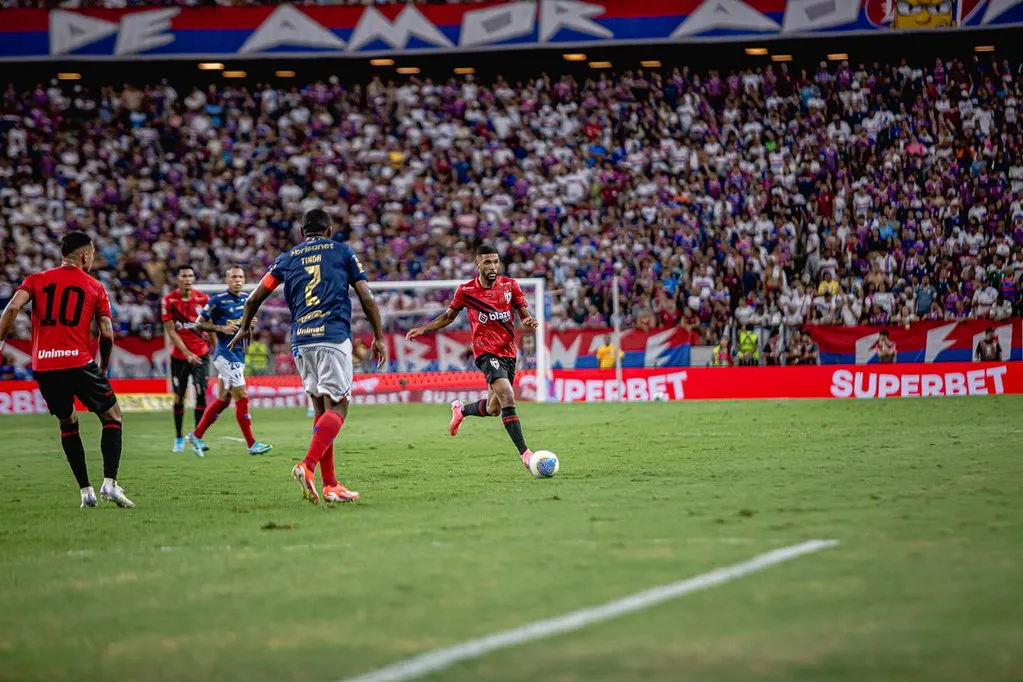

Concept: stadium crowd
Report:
left=2, top=54, right=1023, bottom=374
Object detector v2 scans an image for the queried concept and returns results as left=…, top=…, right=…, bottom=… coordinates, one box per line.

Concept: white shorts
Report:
left=295, top=339, right=353, bottom=402
left=213, top=356, right=247, bottom=389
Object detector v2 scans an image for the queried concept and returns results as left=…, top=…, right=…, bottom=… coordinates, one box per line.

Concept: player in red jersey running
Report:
left=406, top=244, right=539, bottom=473
left=0, top=232, right=133, bottom=509
left=161, top=265, right=211, bottom=453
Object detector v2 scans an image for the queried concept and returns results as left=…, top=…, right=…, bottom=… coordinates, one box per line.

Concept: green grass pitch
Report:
left=1, top=398, right=1021, bottom=682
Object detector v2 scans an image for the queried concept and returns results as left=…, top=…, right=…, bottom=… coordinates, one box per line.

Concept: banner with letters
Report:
left=804, top=319, right=1023, bottom=365
left=2, top=362, right=1020, bottom=414
left=1, top=0, right=1022, bottom=61
left=369, top=328, right=692, bottom=372
left=3, top=336, right=168, bottom=378
left=2, top=327, right=688, bottom=377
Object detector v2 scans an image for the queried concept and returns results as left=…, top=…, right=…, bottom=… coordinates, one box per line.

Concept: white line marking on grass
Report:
left=339, top=539, right=839, bottom=682
left=222, top=436, right=248, bottom=443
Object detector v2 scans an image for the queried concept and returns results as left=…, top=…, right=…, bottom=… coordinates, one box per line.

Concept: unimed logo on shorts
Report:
left=38, top=349, right=80, bottom=359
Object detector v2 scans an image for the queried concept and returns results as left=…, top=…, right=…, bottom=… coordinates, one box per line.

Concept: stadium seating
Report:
left=1, top=56, right=1022, bottom=373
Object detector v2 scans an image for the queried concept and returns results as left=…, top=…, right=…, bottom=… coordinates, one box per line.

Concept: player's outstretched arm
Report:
left=228, top=282, right=273, bottom=351
left=517, top=306, right=539, bottom=329
left=0, top=289, right=30, bottom=350
left=98, top=316, right=114, bottom=374
left=406, top=308, right=459, bottom=341
left=353, top=281, right=388, bottom=369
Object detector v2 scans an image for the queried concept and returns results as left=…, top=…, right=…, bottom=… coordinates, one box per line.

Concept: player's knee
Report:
left=496, top=388, right=515, bottom=408
left=58, top=414, right=78, bottom=429
left=100, top=404, right=122, bottom=422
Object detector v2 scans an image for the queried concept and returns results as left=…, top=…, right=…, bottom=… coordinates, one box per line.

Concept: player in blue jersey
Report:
left=229, top=208, right=387, bottom=504
left=185, top=266, right=273, bottom=457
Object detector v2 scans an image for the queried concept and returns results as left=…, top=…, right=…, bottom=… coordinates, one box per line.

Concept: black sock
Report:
left=173, top=404, right=184, bottom=438
left=461, top=399, right=492, bottom=418
left=101, top=420, right=123, bottom=481
left=501, top=406, right=528, bottom=455
left=60, top=422, right=90, bottom=488
left=194, top=406, right=205, bottom=430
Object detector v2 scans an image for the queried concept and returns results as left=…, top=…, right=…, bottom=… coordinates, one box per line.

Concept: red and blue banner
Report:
left=805, top=319, right=1023, bottom=365
left=1, top=0, right=1021, bottom=61
left=367, top=328, right=692, bottom=372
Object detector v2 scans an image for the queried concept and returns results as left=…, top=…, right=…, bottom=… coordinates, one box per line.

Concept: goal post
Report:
left=184, top=277, right=550, bottom=403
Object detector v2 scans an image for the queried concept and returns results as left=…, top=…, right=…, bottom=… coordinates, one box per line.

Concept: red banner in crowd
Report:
left=2, top=363, right=1020, bottom=415
left=4, top=336, right=168, bottom=378
left=3, top=328, right=689, bottom=376
left=805, top=319, right=1023, bottom=364
left=363, top=328, right=691, bottom=370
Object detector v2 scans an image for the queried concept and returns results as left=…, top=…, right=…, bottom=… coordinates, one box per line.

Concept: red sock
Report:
left=194, top=398, right=230, bottom=438
left=302, top=412, right=343, bottom=470
left=312, top=414, right=338, bottom=487
left=320, top=447, right=337, bottom=487
left=234, top=398, right=255, bottom=447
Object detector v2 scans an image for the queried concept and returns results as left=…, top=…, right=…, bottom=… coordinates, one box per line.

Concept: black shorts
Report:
left=34, top=362, right=117, bottom=419
left=475, top=353, right=517, bottom=386
left=171, top=355, right=210, bottom=400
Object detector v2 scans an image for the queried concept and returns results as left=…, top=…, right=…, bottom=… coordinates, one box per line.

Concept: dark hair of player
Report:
left=60, top=231, right=93, bottom=257
left=301, top=208, right=331, bottom=236
left=175, top=265, right=195, bottom=277
left=475, top=243, right=499, bottom=258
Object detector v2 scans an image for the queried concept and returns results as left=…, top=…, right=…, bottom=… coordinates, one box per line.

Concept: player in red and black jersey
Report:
left=160, top=265, right=211, bottom=452
left=0, top=232, right=133, bottom=509
left=406, top=244, right=539, bottom=473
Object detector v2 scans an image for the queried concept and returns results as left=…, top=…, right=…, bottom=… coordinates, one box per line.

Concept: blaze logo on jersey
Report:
left=478, top=310, right=513, bottom=324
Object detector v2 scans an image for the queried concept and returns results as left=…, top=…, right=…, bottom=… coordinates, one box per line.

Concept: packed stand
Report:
left=2, top=56, right=1023, bottom=375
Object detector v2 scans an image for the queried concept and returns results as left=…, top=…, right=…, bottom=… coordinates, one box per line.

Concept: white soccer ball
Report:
left=528, top=450, right=560, bottom=478
left=652, top=391, right=669, bottom=402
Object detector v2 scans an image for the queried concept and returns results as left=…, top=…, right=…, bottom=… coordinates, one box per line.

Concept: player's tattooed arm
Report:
left=405, top=308, right=459, bottom=341
left=354, top=280, right=387, bottom=369
left=97, top=316, right=114, bottom=374
left=164, top=320, right=201, bottom=365
left=196, top=319, right=239, bottom=335
left=228, top=282, right=273, bottom=351
left=0, top=289, right=31, bottom=351
left=517, top=306, right=539, bottom=329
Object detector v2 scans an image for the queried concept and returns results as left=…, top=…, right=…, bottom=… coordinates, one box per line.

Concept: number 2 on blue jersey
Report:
left=304, top=265, right=321, bottom=307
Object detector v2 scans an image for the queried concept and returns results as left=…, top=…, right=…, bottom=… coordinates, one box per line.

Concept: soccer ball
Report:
left=527, top=450, right=560, bottom=478
left=652, top=391, right=669, bottom=402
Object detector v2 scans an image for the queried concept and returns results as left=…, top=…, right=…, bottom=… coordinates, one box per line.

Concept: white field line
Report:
left=222, top=436, right=248, bottom=443
left=339, top=539, right=839, bottom=682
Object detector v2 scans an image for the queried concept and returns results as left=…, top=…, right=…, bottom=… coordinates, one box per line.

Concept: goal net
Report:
left=184, top=277, right=550, bottom=406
